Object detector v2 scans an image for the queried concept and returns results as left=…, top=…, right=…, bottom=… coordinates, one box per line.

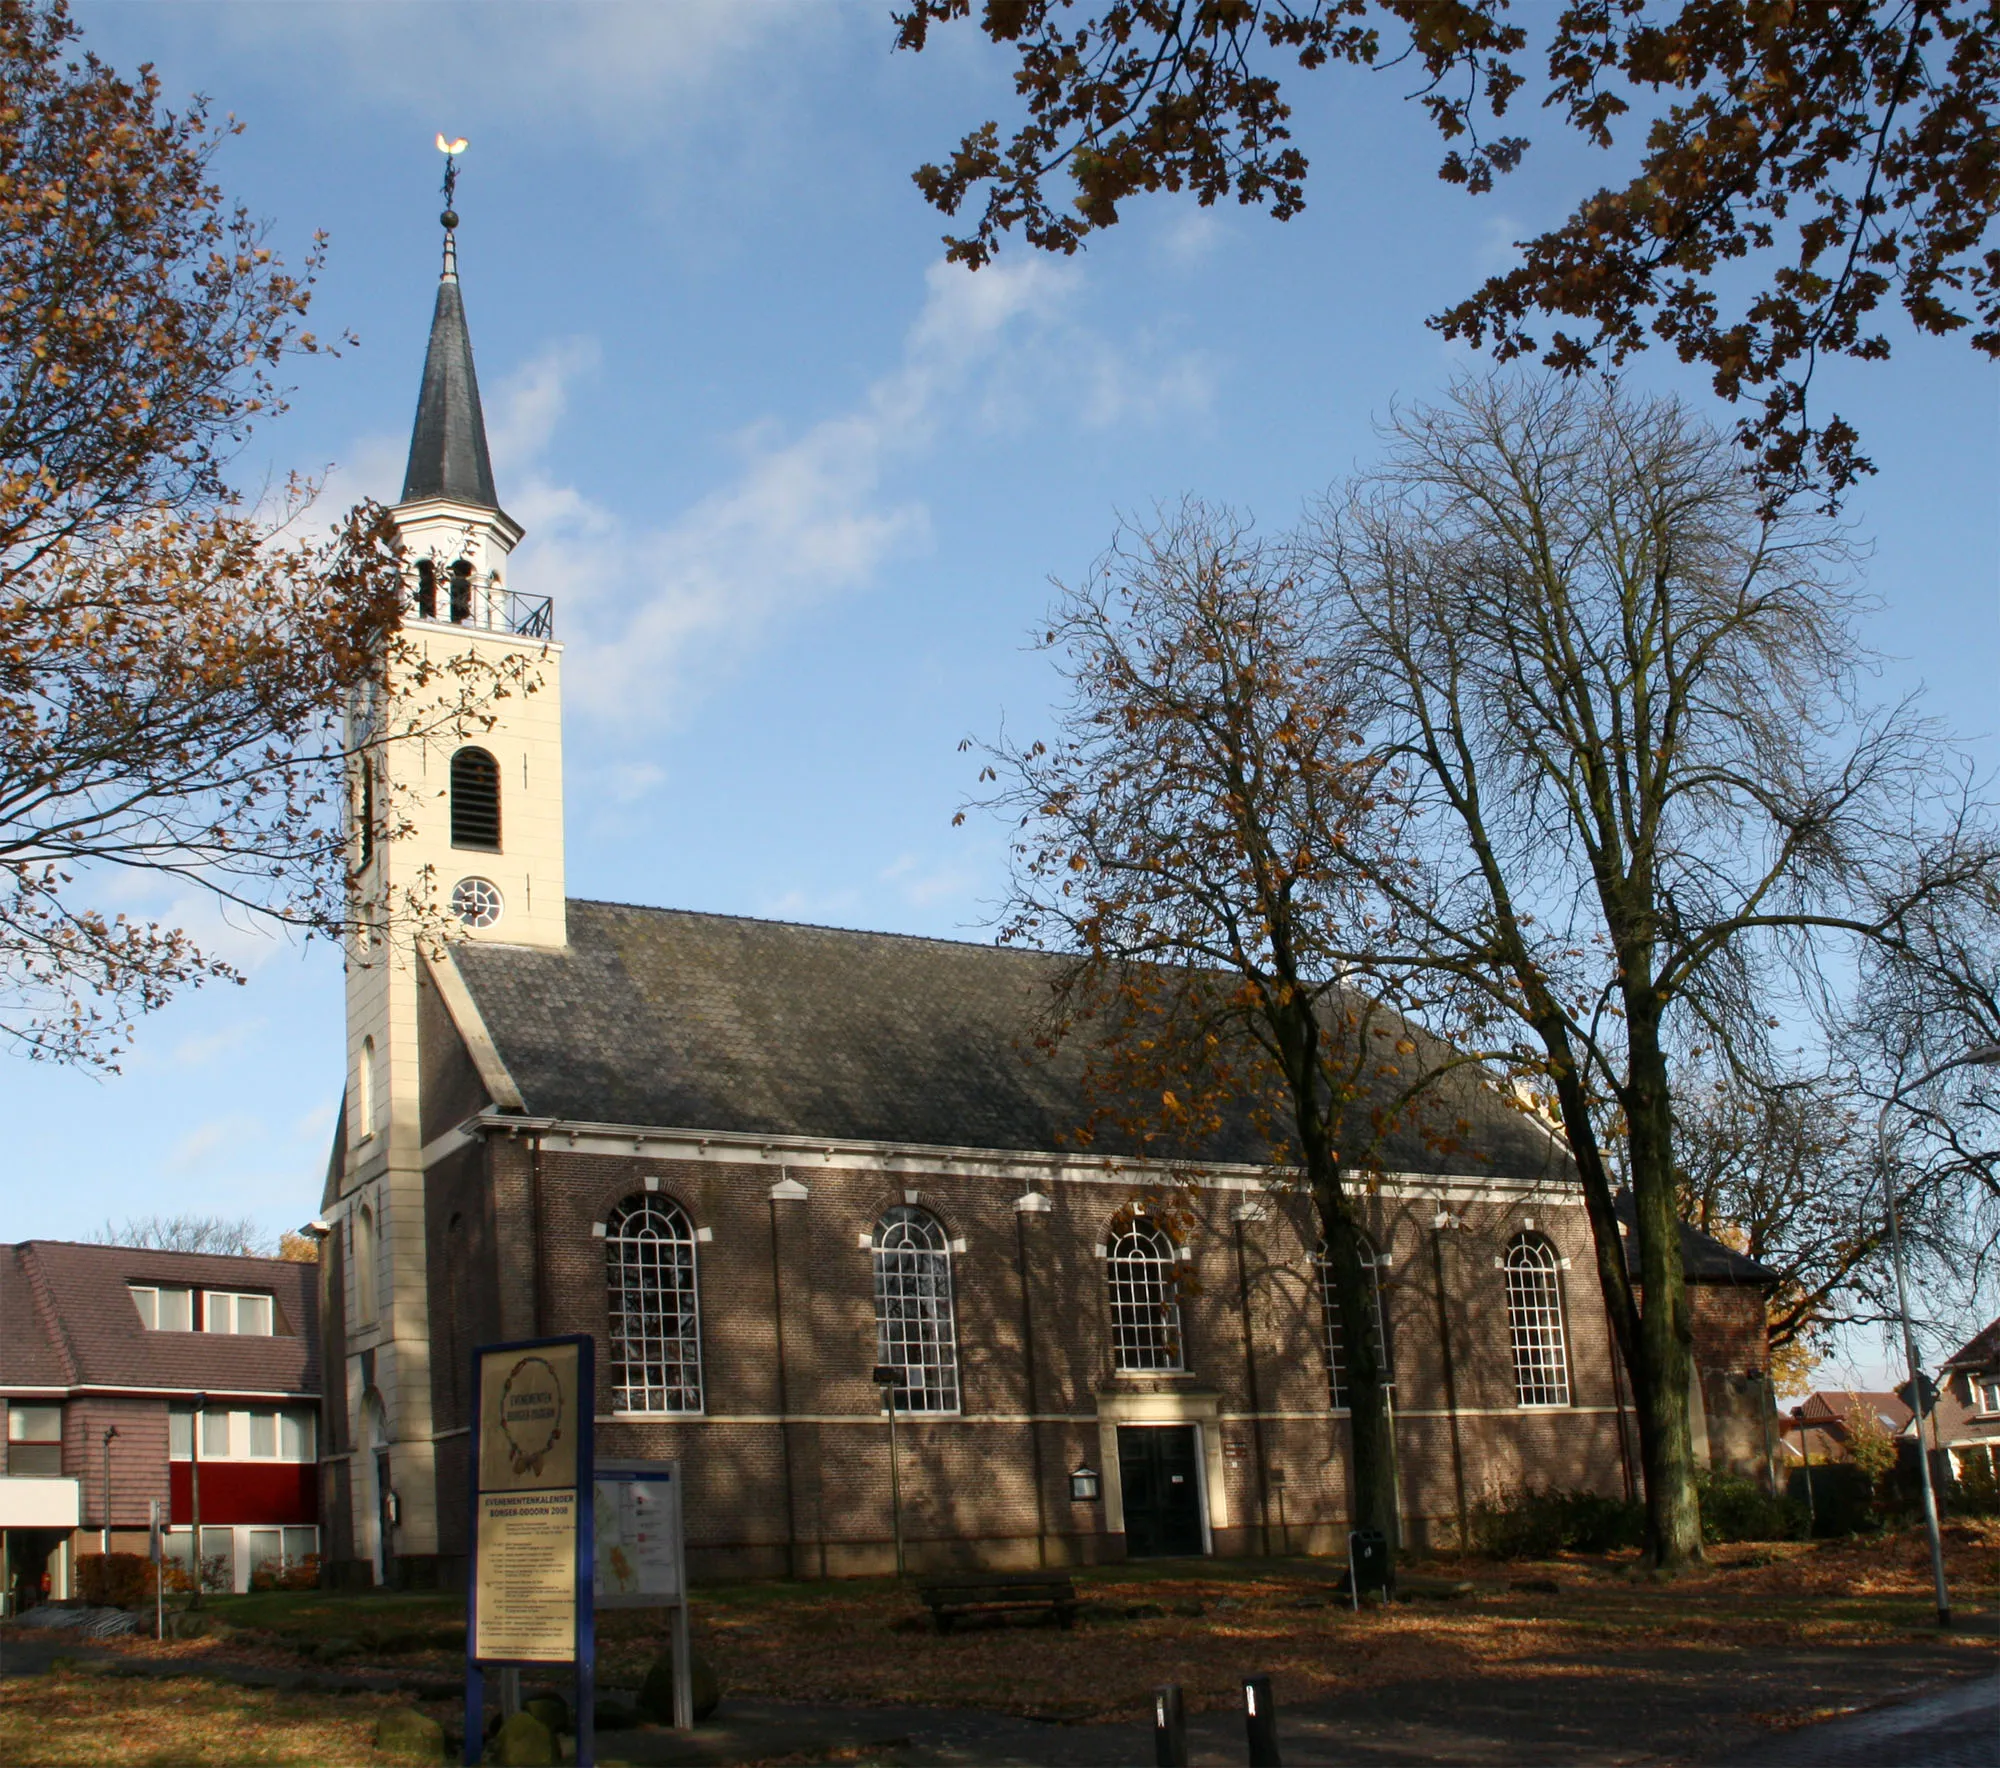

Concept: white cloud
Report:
left=209, top=1, right=824, bottom=152
left=168, top=1112, right=263, bottom=1174
left=484, top=256, right=1209, bottom=728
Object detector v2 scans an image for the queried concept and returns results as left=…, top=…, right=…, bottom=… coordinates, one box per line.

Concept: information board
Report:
left=594, top=1462, right=683, bottom=1606
left=465, top=1334, right=595, bottom=1766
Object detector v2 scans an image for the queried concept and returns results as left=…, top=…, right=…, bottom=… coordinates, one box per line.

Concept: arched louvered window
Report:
left=1107, top=1219, right=1184, bottom=1372
left=415, top=559, right=438, bottom=620
left=1505, top=1234, right=1572, bottom=1407
left=449, top=558, right=473, bottom=623
left=449, top=747, right=501, bottom=851
left=872, top=1206, right=960, bottom=1413
left=1316, top=1234, right=1392, bottom=1411
left=606, top=1196, right=703, bottom=1414
left=357, top=760, right=376, bottom=870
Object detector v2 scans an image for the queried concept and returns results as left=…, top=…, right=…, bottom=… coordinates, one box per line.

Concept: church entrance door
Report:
left=1117, top=1425, right=1205, bottom=1558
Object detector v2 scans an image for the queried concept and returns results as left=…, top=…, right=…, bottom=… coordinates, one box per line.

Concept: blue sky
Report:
left=10, top=5, right=1996, bottom=1370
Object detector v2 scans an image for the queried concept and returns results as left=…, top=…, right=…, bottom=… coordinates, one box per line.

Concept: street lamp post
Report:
left=871, top=1365, right=906, bottom=1579
left=100, top=1426, right=119, bottom=1555
left=1874, top=1040, right=2000, bottom=1630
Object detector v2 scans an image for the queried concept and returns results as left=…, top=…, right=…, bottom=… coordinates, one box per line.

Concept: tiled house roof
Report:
left=1942, top=1316, right=2000, bottom=1373
left=451, top=900, right=1573, bottom=1181
left=0, top=1242, right=318, bottom=1399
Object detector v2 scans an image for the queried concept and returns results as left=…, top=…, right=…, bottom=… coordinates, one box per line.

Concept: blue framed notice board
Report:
left=464, top=1333, right=596, bottom=1766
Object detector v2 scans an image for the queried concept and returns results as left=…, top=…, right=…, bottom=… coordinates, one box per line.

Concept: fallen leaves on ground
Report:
left=0, top=1666, right=453, bottom=1766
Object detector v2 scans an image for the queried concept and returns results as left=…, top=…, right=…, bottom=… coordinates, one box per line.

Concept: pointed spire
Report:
left=401, top=139, right=497, bottom=509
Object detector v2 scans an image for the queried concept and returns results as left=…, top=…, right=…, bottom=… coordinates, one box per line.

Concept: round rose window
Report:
left=450, top=876, right=503, bottom=929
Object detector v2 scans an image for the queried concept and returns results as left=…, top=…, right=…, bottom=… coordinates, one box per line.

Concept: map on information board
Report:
left=593, top=1466, right=683, bottom=1606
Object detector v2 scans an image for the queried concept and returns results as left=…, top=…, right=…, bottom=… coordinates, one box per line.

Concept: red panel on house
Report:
left=169, top=1463, right=317, bottom=1526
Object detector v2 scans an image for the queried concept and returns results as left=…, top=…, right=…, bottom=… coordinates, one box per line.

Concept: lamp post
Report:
left=100, top=1426, right=119, bottom=1554
left=1874, top=1039, right=2000, bottom=1629
left=871, top=1365, right=906, bottom=1579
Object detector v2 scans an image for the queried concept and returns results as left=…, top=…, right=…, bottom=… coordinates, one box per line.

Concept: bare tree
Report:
left=94, top=1214, right=268, bottom=1256
left=976, top=501, right=1466, bottom=1544
left=1307, top=375, right=1998, bottom=1566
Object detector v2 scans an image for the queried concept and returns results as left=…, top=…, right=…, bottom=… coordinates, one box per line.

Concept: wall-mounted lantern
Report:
left=1070, top=1464, right=1100, bottom=1503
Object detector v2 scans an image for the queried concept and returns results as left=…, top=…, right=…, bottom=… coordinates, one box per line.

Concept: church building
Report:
left=316, top=200, right=1777, bottom=1591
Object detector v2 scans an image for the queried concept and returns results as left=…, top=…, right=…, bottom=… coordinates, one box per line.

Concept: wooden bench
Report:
left=916, top=1571, right=1079, bottom=1634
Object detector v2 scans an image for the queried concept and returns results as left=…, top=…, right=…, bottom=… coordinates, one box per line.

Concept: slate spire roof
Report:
left=399, top=217, right=498, bottom=509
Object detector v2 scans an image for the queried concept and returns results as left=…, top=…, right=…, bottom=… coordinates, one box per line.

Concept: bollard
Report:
left=1243, top=1674, right=1281, bottom=1767
left=1152, top=1682, right=1189, bottom=1768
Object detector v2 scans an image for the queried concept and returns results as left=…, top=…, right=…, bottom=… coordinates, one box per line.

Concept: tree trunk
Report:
left=1624, top=1002, right=1704, bottom=1568
left=1285, top=1011, right=1397, bottom=1547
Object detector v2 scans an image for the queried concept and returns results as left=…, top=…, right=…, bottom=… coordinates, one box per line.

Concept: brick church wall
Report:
left=411, top=1130, right=1655, bottom=1577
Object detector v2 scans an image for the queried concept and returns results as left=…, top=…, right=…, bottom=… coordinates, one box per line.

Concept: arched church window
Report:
left=450, top=747, right=501, bottom=851
left=606, top=1196, right=704, bottom=1414
left=1505, top=1234, right=1572, bottom=1407
left=357, top=759, right=376, bottom=871
left=354, top=1201, right=378, bottom=1327
left=871, top=1206, right=960, bottom=1413
left=449, top=558, right=473, bottom=623
left=1315, top=1233, right=1392, bottom=1411
left=415, top=559, right=438, bottom=620
left=1106, top=1218, right=1184, bottom=1371
left=356, top=1037, right=376, bottom=1143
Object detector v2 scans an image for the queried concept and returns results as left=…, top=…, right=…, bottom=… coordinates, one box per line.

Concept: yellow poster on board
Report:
left=473, top=1490, right=577, bottom=1662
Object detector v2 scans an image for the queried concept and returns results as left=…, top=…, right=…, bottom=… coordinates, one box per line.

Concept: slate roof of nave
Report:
left=450, top=899, right=1570, bottom=1183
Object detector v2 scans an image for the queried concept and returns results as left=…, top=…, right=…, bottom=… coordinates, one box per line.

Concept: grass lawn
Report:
left=0, top=1665, right=456, bottom=1766
left=3, top=1523, right=1992, bottom=1762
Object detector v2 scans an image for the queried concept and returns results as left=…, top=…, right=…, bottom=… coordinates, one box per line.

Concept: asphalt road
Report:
left=1704, top=1672, right=1998, bottom=1768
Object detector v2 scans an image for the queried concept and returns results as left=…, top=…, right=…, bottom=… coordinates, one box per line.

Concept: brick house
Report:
left=1779, top=1388, right=1914, bottom=1467
left=1933, top=1318, right=2000, bottom=1482
left=0, top=1243, right=320, bottom=1608
left=321, top=204, right=1779, bottom=1590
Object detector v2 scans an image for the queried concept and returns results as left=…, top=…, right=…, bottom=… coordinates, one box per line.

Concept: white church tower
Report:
left=333, top=156, right=566, bottom=1583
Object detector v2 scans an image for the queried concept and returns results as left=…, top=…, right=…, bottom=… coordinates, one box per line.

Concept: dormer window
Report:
left=204, top=1291, right=275, bottom=1336
left=131, top=1283, right=195, bottom=1331
left=450, top=746, right=501, bottom=850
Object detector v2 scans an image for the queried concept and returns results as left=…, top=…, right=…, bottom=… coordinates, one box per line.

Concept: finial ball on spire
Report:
left=441, top=211, right=459, bottom=230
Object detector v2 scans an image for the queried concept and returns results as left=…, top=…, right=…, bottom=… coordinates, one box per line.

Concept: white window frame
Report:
left=1106, top=1220, right=1186, bottom=1373
left=203, top=1291, right=275, bottom=1336
left=1315, top=1235, right=1392, bottom=1412
left=605, top=1195, right=705, bottom=1415
left=1505, top=1234, right=1573, bottom=1408
left=871, top=1206, right=962, bottom=1414
left=129, top=1284, right=194, bottom=1331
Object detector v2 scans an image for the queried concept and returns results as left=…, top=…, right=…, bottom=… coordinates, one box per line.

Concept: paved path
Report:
left=1702, top=1672, right=1998, bottom=1768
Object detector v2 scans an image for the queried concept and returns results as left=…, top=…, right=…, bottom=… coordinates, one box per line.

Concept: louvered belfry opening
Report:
left=414, top=559, right=438, bottom=619
left=450, top=746, right=501, bottom=850
left=449, top=558, right=474, bottom=623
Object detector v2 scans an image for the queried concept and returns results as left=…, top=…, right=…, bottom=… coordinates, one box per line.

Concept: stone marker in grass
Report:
left=374, top=1707, right=446, bottom=1762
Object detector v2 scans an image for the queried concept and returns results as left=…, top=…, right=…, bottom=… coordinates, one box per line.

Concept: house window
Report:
left=1505, top=1234, right=1572, bottom=1407
left=871, top=1206, right=960, bottom=1414
left=204, top=1291, right=275, bottom=1336
left=606, top=1196, right=704, bottom=1414
left=6, top=1404, right=62, bottom=1477
left=449, top=747, right=501, bottom=851
left=130, top=1284, right=195, bottom=1331
left=1979, top=1378, right=2000, bottom=1416
left=1316, top=1234, right=1393, bottom=1412
left=1107, top=1219, right=1185, bottom=1372
left=201, top=1410, right=230, bottom=1458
